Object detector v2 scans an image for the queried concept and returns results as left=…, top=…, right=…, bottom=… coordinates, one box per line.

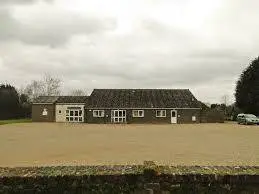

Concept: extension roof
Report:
left=33, top=96, right=88, bottom=104
left=87, top=89, right=201, bottom=109
left=33, top=96, right=59, bottom=104
left=56, top=96, right=88, bottom=104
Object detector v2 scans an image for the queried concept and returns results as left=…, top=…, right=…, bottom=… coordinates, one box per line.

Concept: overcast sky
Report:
left=0, top=0, right=259, bottom=103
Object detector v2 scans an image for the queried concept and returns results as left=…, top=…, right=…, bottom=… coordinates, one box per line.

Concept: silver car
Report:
left=237, top=114, right=259, bottom=125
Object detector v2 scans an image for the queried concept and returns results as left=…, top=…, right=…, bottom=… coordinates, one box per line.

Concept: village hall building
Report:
left=32, top=89, right=202, bottom=124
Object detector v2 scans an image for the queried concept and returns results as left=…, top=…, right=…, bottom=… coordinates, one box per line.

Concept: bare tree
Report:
left=70, top=89, right=86, bottom=96
left=221, top=94, right=230, bottom=117
left=43, top=74, right=62, bottom=96
left=221, top=94, right=229, bottom=106
left=24, top=74, right=62, bottom=100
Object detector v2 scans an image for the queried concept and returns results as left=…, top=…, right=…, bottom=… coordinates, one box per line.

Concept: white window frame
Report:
left=156, top=110, right=166, bottom=117
left=132, top=110, right=144, bottom=118
left=93, top=110, right=105, bottom=118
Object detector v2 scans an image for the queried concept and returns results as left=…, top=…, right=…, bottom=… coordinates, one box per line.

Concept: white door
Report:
left=171, top=110, right=177, bottom=124
left=111, top=110, right=126, bottom=123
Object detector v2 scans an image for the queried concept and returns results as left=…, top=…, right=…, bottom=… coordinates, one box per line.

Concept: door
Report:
left=65, top=109, right=84, bottom=123
left=111, top=110, right=126, bottom=123
left=171, top=110, right=177, bottom=124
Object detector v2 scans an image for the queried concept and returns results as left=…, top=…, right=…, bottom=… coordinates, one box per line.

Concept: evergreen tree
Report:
left=0, top=84, right=21, bottom=119
left=235, top=57, right=259, bottom=115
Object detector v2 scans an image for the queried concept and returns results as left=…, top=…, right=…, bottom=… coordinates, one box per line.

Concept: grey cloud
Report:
left=0, top=8, right=116, bottom=46
left=2, top=0, right=259, bottom=103
left=0, top=0, right=53, bottom=5
left=0, top=0, right=35, bottom=5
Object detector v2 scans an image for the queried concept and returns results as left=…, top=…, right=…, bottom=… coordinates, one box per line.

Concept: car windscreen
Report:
left=245, top=114, right=257, bottom=118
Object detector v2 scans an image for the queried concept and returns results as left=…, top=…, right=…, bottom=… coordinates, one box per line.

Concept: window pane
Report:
left=70, top=117, right=74, bottom=121
left=75, top=117, right=78, bottom=121
left=139, top=111, right=143, bottom=117
left=70, top=111, right=74, bottom=116
left=162, top=110, right=166, bottom=117
left=93, top=111, right=98, bottom=117
left=66, top=117, right=69, bottom=121
left=79, top=117, right=82, bottom=122
left=115, top=111, right=118, bottom=117
left=119, top=111, right=122, bottom=117
left=79, top=110, right=82, bottom=116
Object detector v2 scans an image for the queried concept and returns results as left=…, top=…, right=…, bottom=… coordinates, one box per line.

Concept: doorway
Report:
left=171, top=110, right=177, bottom=124
left=111, top=110, right=126, bottom=123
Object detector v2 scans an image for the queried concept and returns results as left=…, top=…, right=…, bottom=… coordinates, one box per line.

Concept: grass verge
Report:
left=0, top=119, right=32, bottom=125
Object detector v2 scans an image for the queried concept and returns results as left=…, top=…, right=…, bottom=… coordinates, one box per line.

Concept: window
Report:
left=59, top=110, right=62, bottom=114
left=66, top=110, right=69, bottom=116
left=156, top=110, right=166, bottom=117
left=192, top=116, right=196, bottom=121
left=132, top=110, right=144, bottom=117
left=93, top=110, right=105, bottom=117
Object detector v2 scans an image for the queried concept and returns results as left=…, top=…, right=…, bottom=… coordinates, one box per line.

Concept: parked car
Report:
left=237, top=114, right=259, bottom=125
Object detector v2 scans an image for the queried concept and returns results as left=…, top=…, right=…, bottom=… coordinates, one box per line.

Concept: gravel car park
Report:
left=1, top=122, right=259, bottom=167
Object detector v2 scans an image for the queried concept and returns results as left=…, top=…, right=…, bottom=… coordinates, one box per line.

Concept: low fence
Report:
left=201, top=109, right=225, bottom=123
left=1, top=162, right=259, bottom=193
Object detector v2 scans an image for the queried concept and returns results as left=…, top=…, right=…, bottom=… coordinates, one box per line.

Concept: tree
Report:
left=0, top=84, right=21, bottom=119
left=221, top=95, right=229, bottom=107
left=70, top=89, right=85, bottom=96
left=43, top=74, right=62, bottom=96
left=24, top=74, right=62, bottom=101
left=235, top=57, right=259, bottom=115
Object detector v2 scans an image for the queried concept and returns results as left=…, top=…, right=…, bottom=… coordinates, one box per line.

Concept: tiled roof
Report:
left=33, top=96, right=88, bottom=104
left=33, top=96, right=59, bottom=104
left=87, top=89, right=201, bottom=108
left=56, top=96, right=88, bottom=104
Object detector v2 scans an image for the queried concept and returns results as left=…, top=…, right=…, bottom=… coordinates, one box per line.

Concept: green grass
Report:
left=0, top=119, right=32, bottom=125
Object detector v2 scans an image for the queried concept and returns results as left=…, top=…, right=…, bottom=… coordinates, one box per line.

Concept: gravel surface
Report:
left=0, top=123, right=259, bottom=167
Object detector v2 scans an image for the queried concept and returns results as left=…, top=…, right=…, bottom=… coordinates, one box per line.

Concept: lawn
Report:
left=0, top=122, right=259, bottom=167
left=0, top=119, right=32, bottom=125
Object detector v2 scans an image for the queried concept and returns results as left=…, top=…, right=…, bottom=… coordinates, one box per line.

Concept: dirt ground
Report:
left=0, top=123, right=259, bottom=167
